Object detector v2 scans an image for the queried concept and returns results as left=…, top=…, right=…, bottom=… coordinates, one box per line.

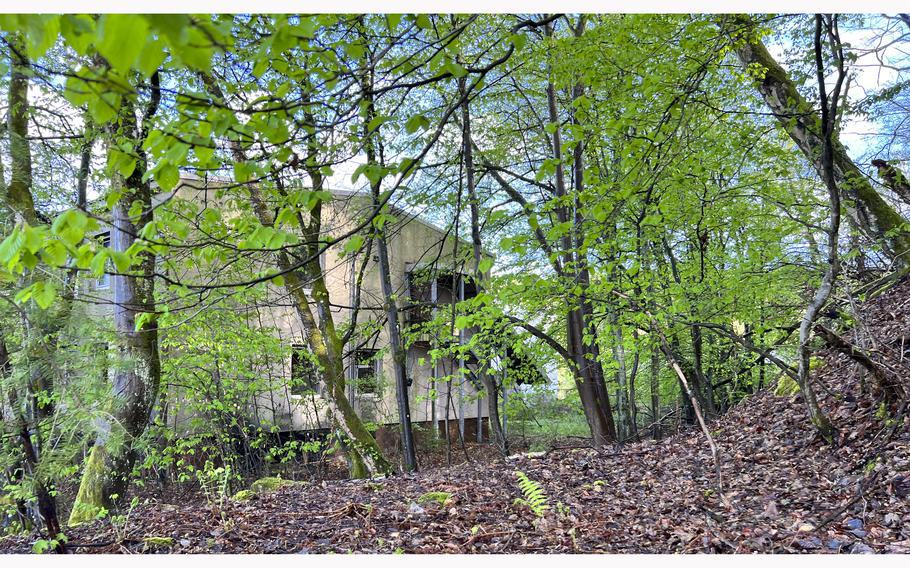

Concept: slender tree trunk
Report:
left=359, top=41, right=417, bottom=472
left=609, top=311, right=632, bottom=439
left=690, top=326, right=716, bottom=416
left=794, top=15, right=845, bottom=444
left=650, top=349, right=661, bottom=439
left=459, top=73, right=508, bottom=456
left=628, top=350, right=640, bottom=441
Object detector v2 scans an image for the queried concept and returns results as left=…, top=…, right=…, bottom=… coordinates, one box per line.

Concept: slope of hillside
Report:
left=3, top=282, right=910, bottom=554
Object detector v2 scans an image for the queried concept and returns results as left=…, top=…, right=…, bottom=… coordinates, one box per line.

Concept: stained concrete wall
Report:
left=80, top=176, right=489, bottom=433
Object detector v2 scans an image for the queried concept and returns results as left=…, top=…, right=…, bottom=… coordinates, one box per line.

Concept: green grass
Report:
left=511, top=414, right=591, bottom=439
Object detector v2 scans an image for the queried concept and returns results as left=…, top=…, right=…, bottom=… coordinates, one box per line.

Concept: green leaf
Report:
left=97, top=14, right=150, bottom=74
left=40, top=240, right=68, bottom=267
left=509, top=33, right=527, bottom=51
left=234, top=161, right=252, bottom=183
left=194, top=144, right=214, bottom=165
left=110, top=250, right=132, bottom=273
left=25, top=15, right=61, bottom=59
left=137, top=37, right=167, bottom=77
left=108, top=147, right=137, bottom=178
left=155, top=163, right=180, bottom=190
left=368, top=114, right=391, bottom=133
left=343, top=235, right=365, bottom=255
left=0, top=228, right=25, bottom=265
left=89, top=249, right=108, bottom=277
left=405, top=114, right=430, bottom=134
left=87, top=91, right=121, bottom=124
left=34, top=281, right=57, bottom=309
left=478, top=258, right=494, bottom=273
left=170, top=27, right=214, bottom=72
left=135, top=311, right=155, bottom=331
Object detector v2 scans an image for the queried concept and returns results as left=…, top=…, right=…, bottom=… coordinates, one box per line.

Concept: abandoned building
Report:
left=79, top=174, right=507, bottom=446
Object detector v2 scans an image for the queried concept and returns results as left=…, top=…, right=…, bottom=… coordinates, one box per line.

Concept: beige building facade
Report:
left=81, top=175, right=490, bottom=439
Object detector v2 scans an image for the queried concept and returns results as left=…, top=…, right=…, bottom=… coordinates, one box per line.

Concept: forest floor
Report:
left=3, top=283, right=910, bottom=553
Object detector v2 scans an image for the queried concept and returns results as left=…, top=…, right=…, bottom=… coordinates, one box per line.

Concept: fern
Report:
left=513, top=471, right=549, bottom=517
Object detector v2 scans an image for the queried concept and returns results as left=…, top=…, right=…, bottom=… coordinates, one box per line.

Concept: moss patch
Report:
left=417, top=491, right=453, bottom=506
left=250, top=476, right=299, bottom=494
left=142, top=536, right=175, bottom=548
left=232, top=489, right=255, bottom=501
left=68, top=445, right=110, bottom=526
left=774, top=375, right=801, bottom=397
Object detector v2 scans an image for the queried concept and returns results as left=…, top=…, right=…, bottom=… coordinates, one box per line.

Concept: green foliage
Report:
left=196, top=461, right=234, bottom=506
left=513, top=471, right=549, bottom=517
left=32, top=534, right=67, bottom=554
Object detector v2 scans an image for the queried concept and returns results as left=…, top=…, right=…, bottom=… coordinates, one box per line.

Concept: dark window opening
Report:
left=290, top=344, right=320, bottom=396
left=94, top=232, right=111, bottom=290
left=355, top=349, right=379, bottom=395
left=405, top=269, right=477, bottom=328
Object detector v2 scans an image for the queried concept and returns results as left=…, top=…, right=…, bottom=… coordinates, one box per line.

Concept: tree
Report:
left=69, top=67, right=163, bottom=525
left=723, top=14, right=910, bottom=269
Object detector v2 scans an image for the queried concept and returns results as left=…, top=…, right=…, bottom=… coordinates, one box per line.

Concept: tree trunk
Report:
left=871, top=159, right=910, bottom=207
left=459, top=73, right=508, bottom=456
left=794, top=15, right=844, bottom=444
left=70, top=89, right=162, bottom=525
left=3, top=35, right=65, bottom=547
left=545, top=18, right=616, bottom=446
left=359, top=43, right=418, bottom=472
left=690, top=325, right=716, bottom=416
left=628, top=350, right=640, bottom=441
left=609, top=311, right=632, bottom=439
left=650, top=349, right=661, bottom=439
left=198, top=70, right=391, bottom=478
left=724, top=14, right=910, bottom=267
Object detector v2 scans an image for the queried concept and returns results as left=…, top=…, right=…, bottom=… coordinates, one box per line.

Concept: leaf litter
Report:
left=3, top=281, right=910, bottom=554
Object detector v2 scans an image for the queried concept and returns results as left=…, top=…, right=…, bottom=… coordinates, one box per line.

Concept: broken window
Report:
left=355, top=349, right=380, bottom=395
left=94, top=232, right=111, bottom=290
left=290, top=344, right=320, bottom=396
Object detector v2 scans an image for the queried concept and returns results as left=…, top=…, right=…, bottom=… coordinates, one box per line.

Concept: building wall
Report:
left=81, top=177, right=489, bottom=433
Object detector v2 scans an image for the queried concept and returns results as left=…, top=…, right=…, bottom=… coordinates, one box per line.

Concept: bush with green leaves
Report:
left=137, top=288, right=326, bottom=488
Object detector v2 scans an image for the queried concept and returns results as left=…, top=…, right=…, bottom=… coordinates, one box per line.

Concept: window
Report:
left=94, top=232, right=111, bottom=290
left=290, top=344, right=320, bottom=396
left=355, top=349, right=379, bottom=395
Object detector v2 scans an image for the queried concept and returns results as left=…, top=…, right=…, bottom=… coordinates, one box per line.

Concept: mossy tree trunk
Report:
left=723, top=14, right=910, bottom=268
left=70, top=75, right=162, bottom=526
left=195, top=71, right=391, bottom=478
left=3, top=33, right=70, bottom=547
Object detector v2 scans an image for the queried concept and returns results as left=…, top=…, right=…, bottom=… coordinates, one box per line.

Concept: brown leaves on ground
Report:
left=4, top=282, right=910, bottom=554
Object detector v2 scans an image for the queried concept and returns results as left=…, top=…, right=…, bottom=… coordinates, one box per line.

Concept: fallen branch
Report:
left=654, top=324, right=724, bottom=494
left=814, top=323, right=906, bottom=400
